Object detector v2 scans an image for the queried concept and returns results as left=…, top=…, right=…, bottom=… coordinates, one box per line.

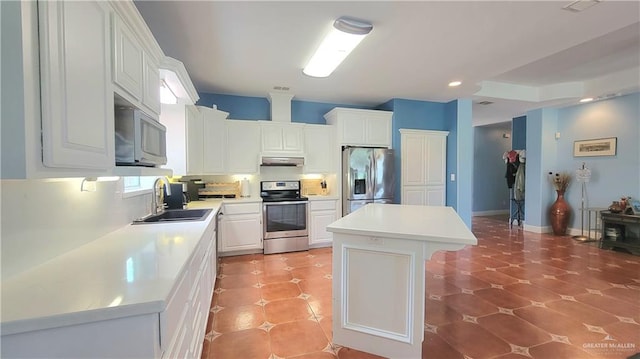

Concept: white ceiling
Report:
left=134, top=1, right=640, bottom=126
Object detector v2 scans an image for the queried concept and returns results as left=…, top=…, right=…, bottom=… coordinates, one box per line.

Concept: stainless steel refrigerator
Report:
left=342, top=147, right=395, bottom=216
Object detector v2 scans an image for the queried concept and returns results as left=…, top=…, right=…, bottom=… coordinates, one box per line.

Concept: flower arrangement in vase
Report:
left=548, top=172, right=571, bottom=235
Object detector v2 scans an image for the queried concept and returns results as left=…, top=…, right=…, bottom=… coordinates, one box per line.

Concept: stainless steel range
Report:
left=260, top=180, right=309, bottom=254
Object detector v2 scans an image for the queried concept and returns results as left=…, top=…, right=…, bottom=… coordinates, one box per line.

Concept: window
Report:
left=122, top=176, right=157, bottom=198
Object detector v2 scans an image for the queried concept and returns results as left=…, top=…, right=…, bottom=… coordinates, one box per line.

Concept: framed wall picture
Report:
left=574, top=137, right=617, bottom=157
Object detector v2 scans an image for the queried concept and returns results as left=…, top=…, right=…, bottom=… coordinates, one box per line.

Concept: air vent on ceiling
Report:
left=476, top=101, right=494, bottom=106
left=563, top=0, right=600, bottom=12
left=273, top=86, right=290, bottom=91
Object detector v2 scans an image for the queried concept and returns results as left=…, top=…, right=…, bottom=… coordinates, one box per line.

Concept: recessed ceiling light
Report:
left=579, top=97, right=594, bottom=103
left=448, top=81, right=462, bottom=87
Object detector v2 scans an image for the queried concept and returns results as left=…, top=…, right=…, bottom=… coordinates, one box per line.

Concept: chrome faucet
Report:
left=152, top=177, right=172, bottom=215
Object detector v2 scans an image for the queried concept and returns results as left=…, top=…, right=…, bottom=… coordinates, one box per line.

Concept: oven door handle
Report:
left=263, top=201, right=308, bottom=206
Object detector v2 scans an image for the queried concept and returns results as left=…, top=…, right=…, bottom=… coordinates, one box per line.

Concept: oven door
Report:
left=263, top=201, right=308, bottom=239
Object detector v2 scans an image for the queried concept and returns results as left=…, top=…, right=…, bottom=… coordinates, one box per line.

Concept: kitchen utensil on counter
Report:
left=241, top=178, right=251, bottom=197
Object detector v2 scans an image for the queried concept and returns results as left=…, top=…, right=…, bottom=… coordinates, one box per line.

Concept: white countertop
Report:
left=306, top=195, right=339, bottom=201
left=327, top=204, right=477, bottom=245
left=1, top=200, right=228, bottom=336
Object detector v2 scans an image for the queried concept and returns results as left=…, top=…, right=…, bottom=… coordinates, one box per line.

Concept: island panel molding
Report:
left=341, top=244, right=416, bottom=344
left=328, top=204, right=477, bottom=358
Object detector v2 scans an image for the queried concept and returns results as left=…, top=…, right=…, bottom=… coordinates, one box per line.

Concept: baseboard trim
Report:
left=473, top=210, right=510, bottom=217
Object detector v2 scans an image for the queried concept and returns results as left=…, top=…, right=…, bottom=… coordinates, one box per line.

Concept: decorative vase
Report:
left=549, top=190, right=571, bottom=235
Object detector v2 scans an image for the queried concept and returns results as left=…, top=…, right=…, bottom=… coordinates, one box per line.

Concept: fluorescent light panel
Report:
left=303, top=17, right=373, bottom=78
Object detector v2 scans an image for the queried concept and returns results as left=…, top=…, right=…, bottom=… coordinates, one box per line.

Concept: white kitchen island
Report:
left=327, top=204, right=477, bottom=359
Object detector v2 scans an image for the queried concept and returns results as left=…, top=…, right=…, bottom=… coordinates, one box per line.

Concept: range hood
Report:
left=261, top=156, right=304, bottom=167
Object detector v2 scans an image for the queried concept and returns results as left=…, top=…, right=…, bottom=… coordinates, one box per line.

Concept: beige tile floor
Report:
left=201, top=215, right=640, bottom=359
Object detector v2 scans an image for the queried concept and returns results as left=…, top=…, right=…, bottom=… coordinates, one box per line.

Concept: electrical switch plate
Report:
left=450, top=174, right=456, bottom=181
left=555, top=132, right=561, bottom=139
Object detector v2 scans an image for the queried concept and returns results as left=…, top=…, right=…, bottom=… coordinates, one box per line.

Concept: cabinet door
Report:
left=112, top=14, right=143, bottom=100
left=304, top=125, right=334, bottom=173
left=220, top=214, right=262, bottom=252
left=261, top=125, right=283, bottom=152
left=425, top=134, right=446, bottom=186
left=142, top=55, right=161, bottom=115
left=202, top=109, right=225, bottom=174
left=281, top=125, right=304, bottom=152
left=366, top=117, right=391, bottom=147
left=186, top=105, right=203, bottom=174
left=341, top=115, right=367, bottom=145
left=226, top=121, right=260, bottom=174
left=401, top=133, right=427, bottom=186
left=39, top=1, right=114, bottom=170
left=402, top=186, right=427, bottom=206
left=310, top=210, right=336, bottom=245
left=425, top=186, right=445, bottom=206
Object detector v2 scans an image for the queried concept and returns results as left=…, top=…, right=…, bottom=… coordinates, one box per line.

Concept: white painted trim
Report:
left=523, top=224, right=550, bottom=233
left=399, top=129, right=449, bottom=137
left=110, top=1, right=163, bottom=64
left=160, top=57, right=199, bottom=104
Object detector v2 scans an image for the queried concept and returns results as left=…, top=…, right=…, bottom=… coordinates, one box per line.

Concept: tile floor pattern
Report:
left=201, top=216, right=640, bottom=359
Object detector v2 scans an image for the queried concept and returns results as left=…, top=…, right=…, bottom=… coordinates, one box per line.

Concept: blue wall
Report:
left=512, top=115, right=526, bottom=150
left=524, top=92, right=639, bottom=233
left=445, top=99, right=473, bottom=227
left=556, top=92, right=640, bottom=230
left=382, top=98, right=448, bottom=204
left=197, top=93, right=365, bottom=124
left=473, top=123, right=512, bottom=213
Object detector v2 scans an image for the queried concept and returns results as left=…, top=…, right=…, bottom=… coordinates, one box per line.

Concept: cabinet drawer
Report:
left=310, top=200, right=337, bottom=211
left=223, top=202, right=261, bottom=215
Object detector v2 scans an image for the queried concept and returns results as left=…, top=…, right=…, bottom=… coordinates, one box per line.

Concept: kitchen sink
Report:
left=133, top=208, right=213, bottom=224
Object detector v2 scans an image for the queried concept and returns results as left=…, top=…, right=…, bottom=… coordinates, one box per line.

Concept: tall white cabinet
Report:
left=400, top=129, right=448, bottom=206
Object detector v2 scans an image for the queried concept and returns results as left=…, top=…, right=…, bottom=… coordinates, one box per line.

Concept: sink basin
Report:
left=133, top=208, right=213, bottom=224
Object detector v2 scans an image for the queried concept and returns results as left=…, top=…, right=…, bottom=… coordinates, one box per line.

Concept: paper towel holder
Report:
left=241, top=178, right=251, bottom=197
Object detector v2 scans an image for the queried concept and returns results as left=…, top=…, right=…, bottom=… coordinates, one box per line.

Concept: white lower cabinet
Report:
left=219, top=202, right=263, bottom=254
left=1, top=214, right=217, bottom=359
left=309, top=199, right=337, bottom=247
left=161, top=213, right=216, bottom=359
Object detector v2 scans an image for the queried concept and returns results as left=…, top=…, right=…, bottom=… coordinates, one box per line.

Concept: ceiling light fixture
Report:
left=448, top=81, right=462, bottom=87
left=563, top=0, right=600, bottom=12
left=579, top=97, right=594, bottom=103
left=303, top=16, right=373, bottom=78
left=160, top=80, right=177, bottom=104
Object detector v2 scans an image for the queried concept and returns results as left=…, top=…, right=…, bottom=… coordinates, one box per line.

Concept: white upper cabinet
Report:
left=111, top=11, right=160, bottom=117
left=260, top=122, right=304, bottom=154
left=142, top=56, right=161, bottom=115
left=186, top=106, right=228, bottom=175
left=304, top=124, right=335, bottom=174
left=226, top=120, right=261, bottom=174
left=202, top=107, right=226, bottom=174
left=112, top=14, right=143, bottom=100
left=186, top=105, right=204, bottom=174
left=324, top=108, right=393, bottom=148
left=39, top=1, right=115, bottom=171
